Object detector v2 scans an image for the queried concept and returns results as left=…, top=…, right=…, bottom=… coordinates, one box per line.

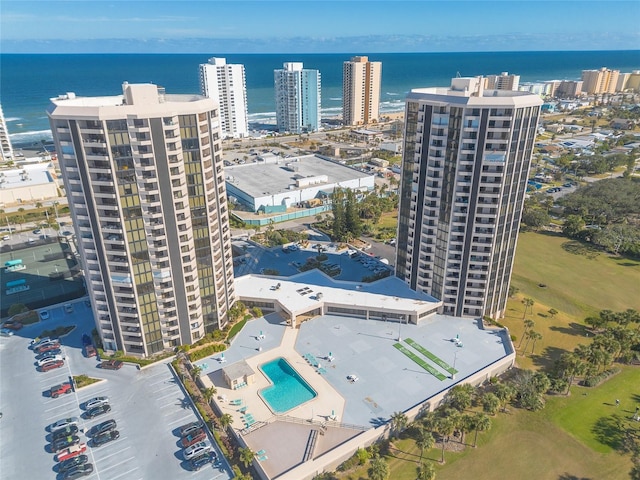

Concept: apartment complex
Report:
left=555, top=80, right=583, bottom=98
left=342, top=56, right=382, bottom=126
left=274, top=62, right=321, bottom=133
left=0, top=104, right=14, bottom=162
left=581, top=67, right=620, bottom=94
left=199, top=57, right=249, bottom=139
left=484, top=72, right=520, bottom=91
left=396, top=77, right=541, bottom=318
left=47, top=83, right=236, bottom=356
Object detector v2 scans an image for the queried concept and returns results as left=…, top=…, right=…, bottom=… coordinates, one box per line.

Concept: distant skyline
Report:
left=2, top=0, right=639, bottom=53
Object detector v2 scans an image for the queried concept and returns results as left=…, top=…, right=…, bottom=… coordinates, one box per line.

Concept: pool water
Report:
left=259, top=358, right=317, bottom=413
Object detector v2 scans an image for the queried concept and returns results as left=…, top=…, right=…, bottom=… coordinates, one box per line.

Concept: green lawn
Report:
left=511, top=232, right=640, bottom=318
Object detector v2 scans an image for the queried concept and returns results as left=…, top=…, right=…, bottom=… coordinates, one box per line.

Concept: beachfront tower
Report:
left=199, top=57, right=249, bottom=138
left=47, top=83, right=236, bottom=357
left=396, top=77, right=542, bottom=319
left=342, top=56, right=382, bottom=126
left=581, top=67, right=620, bottom=94
left=0, top=104, right=14, bottom=162
left=274, top=62, right=321, bottom=134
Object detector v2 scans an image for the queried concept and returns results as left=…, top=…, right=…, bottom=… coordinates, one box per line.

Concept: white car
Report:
left=39, top=310, right=50, bottom=320
left=183, top=441, right=212, bottom=460
left=49, top=417, right=79, bottom=432
left=31, top=337, right=51, bottom=348
left=84, top=396, right=109, bottom=410
left=37, top=355, right=63, bottom=367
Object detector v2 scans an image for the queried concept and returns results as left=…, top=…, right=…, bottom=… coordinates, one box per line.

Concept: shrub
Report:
left=581, top=368, right=621, bottom=387
left=227, top=318, right=247, bottom=341
left=251, top=306, right=263, bottom=318
left=189, top=343, right=227, bottom=362
left=356, top=447, right=371, bottom=465
left=510, top=334, right=517, bottom=342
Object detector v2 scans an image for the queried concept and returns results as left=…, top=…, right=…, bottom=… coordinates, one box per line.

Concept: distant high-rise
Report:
left=0, top=104, right=14, bottom=162
left=48, top=83, right=236, bottom=356
left=396, top=77, right=542, bottom=319
left=484, top=72, right=520, bottom=91
left=199, top=57, right=249, bottom=139
left=274, top=62, right=321, bottom=133
left=342, top=56, right=382, bottom=126
left=581, top=67, right=620, bottom=94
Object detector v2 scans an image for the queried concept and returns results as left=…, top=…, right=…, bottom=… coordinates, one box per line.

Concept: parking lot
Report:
left=0, top=302, right=232, bottom=479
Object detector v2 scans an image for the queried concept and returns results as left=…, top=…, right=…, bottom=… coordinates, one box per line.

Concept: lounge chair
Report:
left=230, top=399, right=242, bottom=406
left=257, top=454, right=268, bottom=461
left=256, top=449, right=266, bottom=456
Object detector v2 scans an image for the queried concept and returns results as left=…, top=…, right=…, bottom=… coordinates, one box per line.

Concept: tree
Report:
left=522, top=298, right=535, bottom=319
left=521, top=209, right=550, bottom=230
left=494, top=383, right=516, bottom=413
left=562, top=214, right=586, bottom=238
left=7, top=303, right=28, bottom=317
left=390, top=411, right=408, bottom=438
left=202, top=386, right=216, bottom=404
left=472, top=413, right=492, bottom=448
left=220, top=413, right=234, bottom=430
left=481, top=392, right=500, bottom=416
left=368, top=455, right=390, bottom=480
left=529, top=331, right=543, bottom=355
left=239, top=447, right=255, bottom=468
left=417, top=461, right=436, bottom=480
left=190, top=365, right=202, bottom=378
left=548, top=308, right=558, bottom=319
left=519, top=319, right=535, bottom=349
left=415, top=426, right=435, bottom=463
left=434, top=416, right=455, bottom=463
left=446, top=384, right=475, bottom=412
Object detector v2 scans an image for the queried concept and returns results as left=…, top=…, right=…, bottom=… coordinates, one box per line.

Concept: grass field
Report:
left=334, top=230, right=639, bottom=480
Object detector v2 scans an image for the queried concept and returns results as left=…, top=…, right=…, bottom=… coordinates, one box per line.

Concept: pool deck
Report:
left=200, top=311, right=512, bottom=478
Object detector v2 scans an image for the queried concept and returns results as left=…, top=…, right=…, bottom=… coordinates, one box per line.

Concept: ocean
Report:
left=1, top=51, right=638, bottom=145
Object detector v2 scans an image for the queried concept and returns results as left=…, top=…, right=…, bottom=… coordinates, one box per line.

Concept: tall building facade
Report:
left=48, top=83, right=236, bottom=356
left=484, top=72, right=520, bottom=91
left=342, top=56, right=382, bottom=126
left=274, top=62, right=321, bottom=133
left=396, top=77, right=541, bottom=319
left=199, top=57, right=249, bottom=139
left=0, top=104, right=14, bottom=162
left=581, top=67, right=620, bottom=94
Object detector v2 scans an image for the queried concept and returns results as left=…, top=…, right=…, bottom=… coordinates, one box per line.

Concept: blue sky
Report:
left=2, top=0, right=639, bottom=53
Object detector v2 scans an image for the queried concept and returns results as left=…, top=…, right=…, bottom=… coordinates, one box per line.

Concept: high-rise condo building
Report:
left=396, top=77, right=541, bottom=319
left=199, top=57, right=249, bottom=139
left=0, top=104, right=14, bottom=162
left=47, top=83, right=236, bottom=356
left=484, top=72, right=520, bottom=91
left=581, top=67, right=620, bottom=94
left=342, top=56, right=382, bottom=126
left=274, top=62, right=321, bottom=133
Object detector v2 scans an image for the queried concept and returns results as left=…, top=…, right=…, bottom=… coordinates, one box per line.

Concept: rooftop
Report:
left=0, top=163, right=54, bottom=189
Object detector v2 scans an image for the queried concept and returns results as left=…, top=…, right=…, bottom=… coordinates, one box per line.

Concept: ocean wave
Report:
left=4, top=117, right=22, bottom=122
left=385, top=92, right=400, bottom=96
left=9, top=129, right=53, bottom=145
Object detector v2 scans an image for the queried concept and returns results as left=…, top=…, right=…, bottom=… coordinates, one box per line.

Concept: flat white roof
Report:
left=0, top=163, right=54, bottom=189
left=236, top=270, right=442, bottom=317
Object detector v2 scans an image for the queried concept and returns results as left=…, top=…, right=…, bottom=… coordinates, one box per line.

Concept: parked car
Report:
left=52, top=425, right=79, bottom=441
left=189, top=451, right=217, bottom=471
left=81, top=334, right=92, bottom=346
left=37, top=355, right=63, bottom=367
left=31, top=337, right=51, bottom=348
left=181, top=429, right=206, bottom=448
left=84, top=345, right=96, bottom=358
left=0, top=328, right=14, bottom=337
left=99, top=360, right=123, bottom=370
left=36, top=342, right=61, bottom=354
left=183, top=441, right=212, bottom=460
left=39, top=310, right=50, bottom=320
left=40, top=359, right=65, bottom=372
left=50, top=383, right=73, bottom=398
left=64, top=303, right=74, bottom=313
left=84, top=404, right=111, bottom=419
left=37, top=349, right=62, bottom=360
left=84, top=396, right=108, bottom=410
left=56, top=444, right=87, bottom=463
left=178, top=421, right=203, bottom=437
left=62, top=463, right=94, bottom=479
left=3, top=320, right=23, bottom=331
left=49, top=417, right=79, bottom=432
left=52, top=434, right=81, bottom=453
left=92, top=430, right=119, bottom=447
left=57, top=454, right=89, bottom=473
left=89, top=419, right=116, bottom=437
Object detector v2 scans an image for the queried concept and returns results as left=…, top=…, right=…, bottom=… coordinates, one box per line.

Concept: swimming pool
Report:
left=259, top=357, right=317, bottom=413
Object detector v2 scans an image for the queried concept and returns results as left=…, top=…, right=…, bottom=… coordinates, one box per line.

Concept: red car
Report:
left=50, top=382, right=73, bottom=398
left=36, top=343, right=61, bottom=354
left=40, top=360, right=65, bottom=372
left=56, top=444, right=87, bottom=462
left=181, top=429, right=206, bottom=448
left=85, top=345, right=96, bottom=357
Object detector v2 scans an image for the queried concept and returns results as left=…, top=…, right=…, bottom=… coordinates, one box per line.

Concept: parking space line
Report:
left=153, top=383, right=177, bottom=394
left=148, top=376, right=172, bottom=386
left=95, top=456, right=136, bottom=473
left=108, top=466, right=140, bottom=480
left=155, top=390, right=180, bottom=400
left=44, top=400, right=77, bottom=413
left=167, top=414, right=195, bottom=426
left=91, top=445, right=131, bottom=462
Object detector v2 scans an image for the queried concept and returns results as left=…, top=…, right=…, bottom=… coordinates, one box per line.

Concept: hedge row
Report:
left=189, top=343, right=227, bottom=362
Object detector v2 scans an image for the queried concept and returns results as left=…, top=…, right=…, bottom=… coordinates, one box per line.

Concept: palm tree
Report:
left=446, top=384, right=475, bottom=412
left=494, top=383, right=515, bottom=413
left=220, top=413, right=234, bottom=430
left=390, top=411, right=408, bottom=438
left=481, top=393, right=500, bottom=416
left=368, top=455, right=390, bottom=480
left=548, top=308, right=558, bottom=319
left=529, top=331, right=543, bottom=354
left=518, top=319, right=535, bottom=349
left=202, top=386, right=216, bottom=404
left=190, top=365, right=202, bottom=378
left=434, top=416, right=455, bottom=464
left=472, top=413, right=492, bottom=448
left=522, top=298, right=535, bottom=320
left=415, top=426, right=434, bottom=463
left=239, top=447, right=255, bottom=468
left=417, top=460, right=436, bottom=480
